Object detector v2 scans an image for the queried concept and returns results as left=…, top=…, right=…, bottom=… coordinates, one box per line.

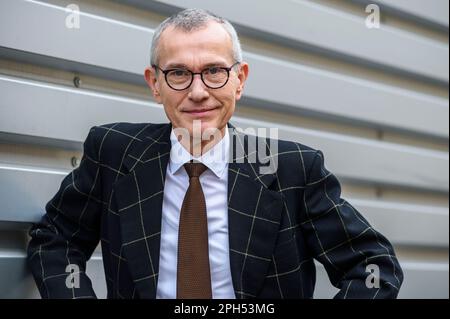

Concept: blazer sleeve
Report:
left=27, top=126, right=103, bottom=298
left=301, top=150, right=404, bottom=299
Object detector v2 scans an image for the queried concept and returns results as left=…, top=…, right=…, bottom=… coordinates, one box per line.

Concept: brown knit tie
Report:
left=177, top=162, right=212, bottom=299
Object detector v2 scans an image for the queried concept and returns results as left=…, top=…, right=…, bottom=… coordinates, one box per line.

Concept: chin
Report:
left=201, top=121, right=226, bottom=135
left=182, top=119, right=219, bottom=135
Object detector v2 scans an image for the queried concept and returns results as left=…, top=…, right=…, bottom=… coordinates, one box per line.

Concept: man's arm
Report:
left=301, top=150, right=404, bottom=298
left=27, top=126, right=103, bottom=298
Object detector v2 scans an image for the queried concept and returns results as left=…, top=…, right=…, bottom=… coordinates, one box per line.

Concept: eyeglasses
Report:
left=152, top=61, right=241, bottom=91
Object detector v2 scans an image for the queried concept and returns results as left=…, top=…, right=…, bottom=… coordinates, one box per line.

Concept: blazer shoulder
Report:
left=93, top=122, right=166, bottom=136
left=86, top=122, right=170, bottom=143
left=275, top=138, right=319, bottom=166
left=266, top=138, right=324, bottom=187
left=84, top=122, right=168, bottom=162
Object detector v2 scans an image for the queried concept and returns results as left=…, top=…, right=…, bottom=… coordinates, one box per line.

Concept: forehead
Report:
left=157, top=21, right=234, bottom=67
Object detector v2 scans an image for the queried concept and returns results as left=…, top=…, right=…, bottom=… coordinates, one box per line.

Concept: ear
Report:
left=144, top=66, right=162, bottom=104
left=235, top=62, right=249, bottom=101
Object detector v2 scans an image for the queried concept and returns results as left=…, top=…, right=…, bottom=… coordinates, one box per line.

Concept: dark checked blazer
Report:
left=27, top=121, right=403, bottom=299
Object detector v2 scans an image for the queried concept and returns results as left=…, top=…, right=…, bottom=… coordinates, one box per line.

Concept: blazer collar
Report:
left=113, top=121, right=283, bottom=299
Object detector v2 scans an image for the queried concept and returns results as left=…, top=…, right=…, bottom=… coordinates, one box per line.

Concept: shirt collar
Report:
left=169, top=127, right=230, bottom=178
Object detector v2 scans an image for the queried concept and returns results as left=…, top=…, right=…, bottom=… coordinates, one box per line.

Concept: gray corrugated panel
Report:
left=121, top=0, right=449, bottom=83
left=314, top=261, right=449, bottom=298
left=0, top=75, right=167, bottom=143
left=0, top=75, right=448, bottom=191
left=2, top=250, right=447, bottom=298
left=396, top=261, right=449, bottom=299
left=0, top=163, right=67, bottom=223
left=244, top=53, right=449, bottom=139
left=0, top=252, right=106, bottom=298
left=0, top=0, right=151, bottom=75
left=350, top=199, right=449, bottom=247
left=86, top=255, right=107, bottom=299
left=0, top=254, right=38, bottom=298
left=0, top=1, right=448, bottom=139
left=2, top=163, right=448, bottom=247
left=354, top=0, right=449, bottom=29
left=235, top=117, right=449, bottom=192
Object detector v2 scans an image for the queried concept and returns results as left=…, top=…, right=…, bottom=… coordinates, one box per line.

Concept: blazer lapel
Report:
left=227, top=125, right=284, bottom=299
left=112, top=123, right=172, bottom=298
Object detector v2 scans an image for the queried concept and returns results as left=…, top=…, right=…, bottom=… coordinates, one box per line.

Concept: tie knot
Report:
left=184, top=162, right=208, bottom=178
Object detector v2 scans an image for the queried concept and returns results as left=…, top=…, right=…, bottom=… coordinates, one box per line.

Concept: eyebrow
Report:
left=164, top=62, right=229, bottom=69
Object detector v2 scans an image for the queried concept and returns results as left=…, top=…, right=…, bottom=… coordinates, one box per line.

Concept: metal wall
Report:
left=0, top=0, right=448, bottom=298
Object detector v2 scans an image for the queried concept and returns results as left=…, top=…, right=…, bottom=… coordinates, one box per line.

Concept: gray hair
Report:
left=150, top=8, right=243, bottom=66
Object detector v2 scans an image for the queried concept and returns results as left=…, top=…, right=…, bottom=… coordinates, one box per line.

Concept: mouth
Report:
left=183, top=107, right=219, bottom=117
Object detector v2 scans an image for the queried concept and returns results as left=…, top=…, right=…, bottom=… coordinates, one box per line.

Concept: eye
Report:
left=172, top=69, right=188, bottom=77
left=207, top=67, right=222, bottom=75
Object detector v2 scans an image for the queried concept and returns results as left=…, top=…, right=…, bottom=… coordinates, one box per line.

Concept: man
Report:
left=27, top=8, right=403, bottom=299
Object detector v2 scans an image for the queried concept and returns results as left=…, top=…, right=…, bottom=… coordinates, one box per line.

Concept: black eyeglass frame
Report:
left=152, top=61, right=241, bottom=91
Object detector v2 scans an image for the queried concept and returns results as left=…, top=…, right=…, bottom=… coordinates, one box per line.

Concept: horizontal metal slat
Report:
left=0, top=253, right=106, bottom=298
left=354, top=0, right=449, bottom=29
left=315, top=261, right=449, bottom=298
left=0, top=164, right=67, bottom=223
left=351, top=199, right=448, bottom=247
left=235, top=117, right=449, bottom=192
left=1, top=251, right=446, bottom=298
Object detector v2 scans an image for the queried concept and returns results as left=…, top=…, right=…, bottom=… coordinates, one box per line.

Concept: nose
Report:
left=188, top=74, right=209, bottom=102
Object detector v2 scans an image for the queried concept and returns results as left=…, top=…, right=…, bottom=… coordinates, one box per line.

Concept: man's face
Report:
left=145, top=21, right=249, bottom=137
